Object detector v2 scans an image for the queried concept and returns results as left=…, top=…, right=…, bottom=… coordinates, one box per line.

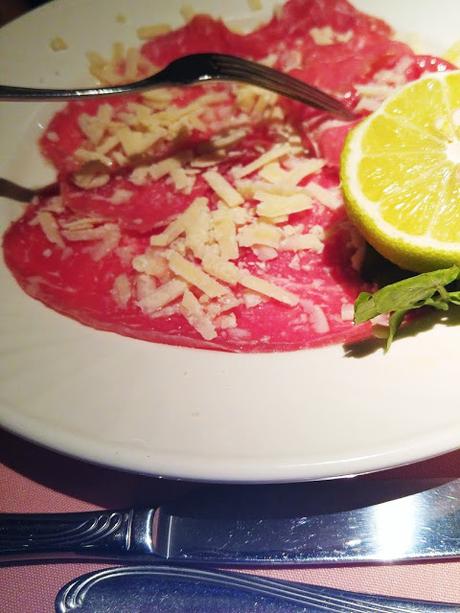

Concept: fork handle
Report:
left=0, top=509, right=158, bottom=561
left=0, top=83, right=143, bottom=101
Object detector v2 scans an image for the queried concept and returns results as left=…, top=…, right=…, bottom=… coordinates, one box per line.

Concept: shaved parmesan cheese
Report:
left=203, top=170, right=244, bottom=207
left=72, top=172, right=110, bottom=190
left=111, top=274, right=131, bottom=307
left=252, top=246, right=278, bottom=260
left=255, top=192, right=313, bottom=218
left=258, top=158, right=326, bottom=187
left=341, top=303, right=355, bottom=321
left=211, top=207, right=239, bottom=261
left=149, top=157, right=181, bottom=180
left=190, top=152, right=225, bottom=168
left=50, top=37, right=68, bottom=51
left=168, top=251, right=229, bottom=298
left=184, top=198, right=212, bottom=258
left=137, top=276, right=186, bottom=313
left=117, top=127, right=163, bottom=157
left=280, top=233, right=324, bottom=253
left=150, top=197, right=209, bottom=248
left=181, top=290, right=217, bottom=340
left=109, top=189, right=132, bottom=205
left=132, top=251, right=169, bottom=277
left=233, top=144, right=291, bottom=178
left=89, top=224, right=121, bottom=261
left=201, top=254, right=240, bottom=285
left=211, top=128, right=248, bottom=148
left=236, top=179, right=304, bottom=198
left=306, top=182, right=342, bottom=210
left=137, top=24, right=172, bottom=40
left=242, top=292, right=263, bottom=308
left=239, top=274, right=299, bottom=306
left=302, top=300, right=330, bottom=333
left=309, top=26, right=352, bottom=45
left=170, top=166, right=194, bottom=192
left=37, top=212, right=65, bottom=248
left=237, top=222, right=282, bottom=247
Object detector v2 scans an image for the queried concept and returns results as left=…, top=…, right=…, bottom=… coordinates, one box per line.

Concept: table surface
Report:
left=1, top=427, right=459, bottom=613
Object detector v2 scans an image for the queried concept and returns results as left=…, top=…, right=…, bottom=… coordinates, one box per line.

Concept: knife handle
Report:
left=0, top=509, right=158, bottom=562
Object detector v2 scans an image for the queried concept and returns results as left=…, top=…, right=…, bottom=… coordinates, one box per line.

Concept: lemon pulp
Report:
left=341, top=70, right=460, bottom=272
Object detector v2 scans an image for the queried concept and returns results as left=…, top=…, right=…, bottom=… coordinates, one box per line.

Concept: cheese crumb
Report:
left=132, top=251, right=169, bottom=278
left=247, top=0, right=262, bottom=9
left=50, top=37, right=68, bottom=52
left=111, top=274, right=131, bottom=308
left=302, top=300, right=330, bottom=333
left=341, top=303, right=355, bottom=321
left=309, top=26, right=352, bottom=45
left=180, top=4, right=195, bottom=21
left=215, top=313, right=237, bottom=329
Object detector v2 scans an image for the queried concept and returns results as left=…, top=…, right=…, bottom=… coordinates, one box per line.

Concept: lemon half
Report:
left=341, top=70, right=460, bottom=272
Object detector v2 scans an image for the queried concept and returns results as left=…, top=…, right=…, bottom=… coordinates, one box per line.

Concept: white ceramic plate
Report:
left=1, top=0, right=459, bottom=482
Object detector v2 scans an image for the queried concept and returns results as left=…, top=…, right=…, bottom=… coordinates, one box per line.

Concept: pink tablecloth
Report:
left=0, top=427, right=459, bottom=612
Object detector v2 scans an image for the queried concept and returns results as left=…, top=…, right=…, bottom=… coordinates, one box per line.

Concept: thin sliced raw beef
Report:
left=2, top=0, right=455, bottom=352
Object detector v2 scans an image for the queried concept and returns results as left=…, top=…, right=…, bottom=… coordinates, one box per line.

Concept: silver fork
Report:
left=0, top=52, right=355, bottom=120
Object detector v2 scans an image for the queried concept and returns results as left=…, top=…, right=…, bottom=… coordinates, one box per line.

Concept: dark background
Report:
left=0, top=0, right=49, bottom=26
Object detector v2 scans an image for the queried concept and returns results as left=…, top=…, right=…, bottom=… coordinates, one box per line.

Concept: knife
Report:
left=1, top=478, right=459, bottom=565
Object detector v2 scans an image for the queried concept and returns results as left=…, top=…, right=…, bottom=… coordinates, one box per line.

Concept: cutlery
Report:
left=0, top=177, right=57, bottom=203
left=0, top=52, right=355, bottom=119
left=55, top=565, right=459, bottom=612
left=1, top=478, right=459, bottom=565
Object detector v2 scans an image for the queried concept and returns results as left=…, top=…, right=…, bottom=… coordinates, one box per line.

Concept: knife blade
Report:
left=1, top=478, right=459, bottom=565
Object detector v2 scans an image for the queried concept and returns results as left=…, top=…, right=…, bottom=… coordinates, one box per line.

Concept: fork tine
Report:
left=207, top=54, right=355, bottom=120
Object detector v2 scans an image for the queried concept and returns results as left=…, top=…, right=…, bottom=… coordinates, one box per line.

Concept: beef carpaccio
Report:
left=2, top=0, right=454, bottom=352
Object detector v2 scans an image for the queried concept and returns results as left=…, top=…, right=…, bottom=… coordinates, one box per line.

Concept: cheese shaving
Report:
left=137, top=24, right=172, bottom=40
left=211, top=207, right=239, bottom=260
left=305, top=182, right=342, bottom=210
left=237, top=222, right=282, bottom=247
left=203, top=170, right=244, bottom=207
left=168, top=251, right=229, bottom=298
left=239, top=274, right=299, bottom=306
left=180, top=290, right=217, bottom=340
left=37, top=212, right=65, bottom=248
left=232, top=144, right=291, bottom=178
left=201, top=255, right=240, bottom=285
left=255, top=192, right=313, bottom=218
left=137, top=277, right=186, bottom=313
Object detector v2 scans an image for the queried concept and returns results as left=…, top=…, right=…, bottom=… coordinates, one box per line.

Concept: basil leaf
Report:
left=386, top=309, right=408, bottom=351
left=354, top=265, right=460, bottom=324
left=446, top=291, right=460, bottom=306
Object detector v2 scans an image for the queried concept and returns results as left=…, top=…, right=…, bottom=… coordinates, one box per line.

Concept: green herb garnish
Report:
left=354, top=265, right=460, bottom=350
